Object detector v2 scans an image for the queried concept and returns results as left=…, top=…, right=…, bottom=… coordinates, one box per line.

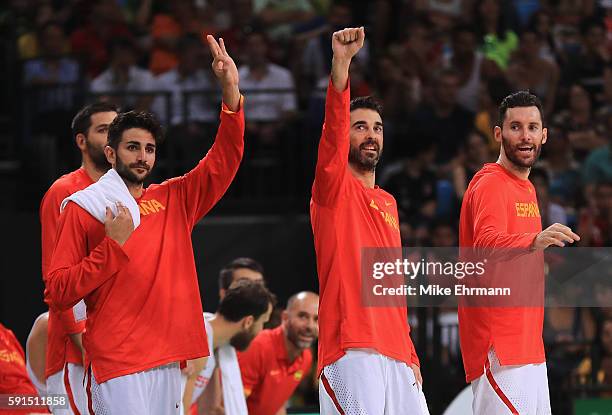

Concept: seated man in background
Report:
left=181, top=280, right=275, bottom=415
left=238, top=291, right=319, bottom=415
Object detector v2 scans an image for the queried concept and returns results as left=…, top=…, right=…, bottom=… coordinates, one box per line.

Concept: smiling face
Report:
left=495, top=106, right=547, bottom=170
left=348, top=108, right=383, bottom=172
left=283, top=293, right=319, bottom=350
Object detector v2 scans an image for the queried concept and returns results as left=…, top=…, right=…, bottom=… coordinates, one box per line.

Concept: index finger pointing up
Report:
left=206, top=34, right=221, bottom=57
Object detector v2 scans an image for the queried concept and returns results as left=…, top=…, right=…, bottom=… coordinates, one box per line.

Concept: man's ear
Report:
left=281, top=310, right=288, bottom=325
left=75, top=133, right=87, bottom=152
left=104, top=145, right=116, bottom=165
left=494, top=125, right=502, bottom=144
left=541, top=127, right=548, bottom=145
left=241, top=315, right=254, bottom=331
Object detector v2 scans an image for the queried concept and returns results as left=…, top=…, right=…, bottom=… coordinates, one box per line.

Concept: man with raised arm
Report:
left=310, top=27, right=429, bottom=414
left=45, top=36, right=244, bottom=414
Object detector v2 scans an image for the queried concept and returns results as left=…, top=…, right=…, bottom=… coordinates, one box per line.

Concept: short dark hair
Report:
left=350, top=96, right=383, bottom=117
left=218, top=279, right=276, bottom=322
left=107, top=111, right=164, bottom=149
left=218, top=257, right=265, bottom=291
left=71, top=102, right=119, bottom=140
left=498, top=91, right=544, bottom=127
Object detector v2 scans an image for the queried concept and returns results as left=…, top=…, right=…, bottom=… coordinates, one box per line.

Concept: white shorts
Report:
left=46, top=363, right=87, bottom=415
left=319, top=349, right=430, bottom=415
left=86, top=363, right=181, bottom=415
left=471, top=349, right=551, bottom=415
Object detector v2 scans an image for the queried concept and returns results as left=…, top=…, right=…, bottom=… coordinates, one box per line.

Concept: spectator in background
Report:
left=506, top=29, right=560, bottom=117
left=239, top=31, right=297, bottom=148
left=298, top=1, right=354, bottom=92
left=23, top=20, right=79, bottom=88
left=385, top=143, right=438, bottom=226
left=578, top=182, right=612, bottom=247
left=429, top=219, right=457, bottom=247
left=217, top=0, right=259, bottom=65
left=388, top=17, right=440, bottom=88
left=90, top=37, right=155, bottom=111
left=474, top=77, right=511, bottom=152
left=23, top=20, right=80, bottom=114
left=253, top=0, right=317, bottom=43
left=575, top=317, right=612, bottom=396
left=70, top=0, right=132, bottom=78
left=530, top=167, right=569, bottom=227
left=153, top=35, right=219, bottom=126
left=553, top=84, right=606, bottom=161
left=445, top=25, right=497, bottom=113
left=452, top=130, right=492, bottom=202
left=526, top=10, right=559, bottom=63
left=474, top=0, right=519, bottom=70
left=406, top=68, right=474, bottom=166
left=149, top=0, right=211, bottom=76
left=583, top=109, right=612, bottom=191
left=372, top=52, right=421, bottom=131
left=239, top=291, right=318, bottom=415
left=537, top=127, right=582, bottom=210
left=563, top=17, right=610, bottom=97
left=152, top=35, right=220, bottom=169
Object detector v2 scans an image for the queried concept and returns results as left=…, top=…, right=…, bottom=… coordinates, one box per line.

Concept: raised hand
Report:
left=330, top=27, right=365, bottom=91
left=206, top=35, right=238, bottom=87
left=332, top=27, right=365, bottom=62
left=206, top=35, right=240, bottom=111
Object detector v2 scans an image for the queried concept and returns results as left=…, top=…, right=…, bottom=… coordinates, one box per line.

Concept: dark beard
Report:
left=348, top=142, right=380, bottom=172
left=115, top=154, right=151, bottom=185
left=86, top=140, right=111, bottom=171
left=229, top=327, right=256, bottom=352
left=501, top=134, right=541, bottom=169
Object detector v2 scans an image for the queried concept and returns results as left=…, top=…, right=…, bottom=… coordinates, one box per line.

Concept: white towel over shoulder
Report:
left=60, top=169, right=141, bottom=228
left=217, top=345, right=248, bottom=415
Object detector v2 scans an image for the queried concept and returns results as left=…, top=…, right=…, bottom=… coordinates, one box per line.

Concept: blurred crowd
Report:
left=1, top=0, right=612, bottom=412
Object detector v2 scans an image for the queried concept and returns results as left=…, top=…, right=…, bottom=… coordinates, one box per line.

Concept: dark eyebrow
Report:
left=95, top=124, right=110, bottom=129
left=374, top=121, right=383, bottom=127
left=351, top=120, right=367, bottom=127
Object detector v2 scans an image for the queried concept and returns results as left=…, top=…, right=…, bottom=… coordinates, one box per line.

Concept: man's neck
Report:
left=209, top=314, right=235, bottom=350
left=497, top=157, right=530, bottom=180
left=349, top=164, right=376, bottom=188
left=125, top=181, right=144, bottom=199
left=82, top=160, right=108, bottom=183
